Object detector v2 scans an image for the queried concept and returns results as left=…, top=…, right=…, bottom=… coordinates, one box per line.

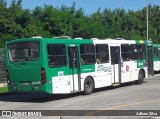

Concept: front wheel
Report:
left=84, top=77, right=94, bottom=95
left=137, top=70, right=144, bottom=84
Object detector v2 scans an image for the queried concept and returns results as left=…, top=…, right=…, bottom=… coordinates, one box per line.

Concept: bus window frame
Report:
left=95, top=44, right=109, bottom=64
left=138, top=44, right=146, bottom=60
left=7, top=41, right=40, bottom=62
left=121, top=44, right=130, bottom=61
left=80, top=44, right=96, bottom=65
left=47, top=44, right=67, bottom=68
left=130, top=44, right=138, bottom=61
left=153, top=47, right=158, bottom=58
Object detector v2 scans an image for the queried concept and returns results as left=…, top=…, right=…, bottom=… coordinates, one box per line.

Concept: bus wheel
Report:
left=84, top=77, right=94, bottom=95
left=137, top=70, right=144, bottom=84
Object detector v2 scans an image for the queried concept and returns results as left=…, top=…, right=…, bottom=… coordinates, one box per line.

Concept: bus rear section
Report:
left=5, top=40, right=47, bottom=93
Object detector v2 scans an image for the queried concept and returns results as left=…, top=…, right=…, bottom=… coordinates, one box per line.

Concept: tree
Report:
left=0, top=1, right=160, bottom=47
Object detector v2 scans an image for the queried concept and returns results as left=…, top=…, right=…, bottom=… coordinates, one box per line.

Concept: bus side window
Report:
left=80, top=44, right=95, bottom=65
left=47, top=44, right=67, bottom=67
left=158, top=49, right=160, bottom=60
left=154, top=47, right=158, bottom=57
left=130, top=44, right=138, bottom=60
left=95, top=44, right=109, bottom=64
left=121, top=44, right=130, bottom=61
left=137, top=44, right=146, bottom=60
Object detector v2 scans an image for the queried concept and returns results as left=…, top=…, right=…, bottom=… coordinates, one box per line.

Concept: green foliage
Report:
left=0, top=1, right=160, bottom=47
left=0, top=86, right=8, bottom=93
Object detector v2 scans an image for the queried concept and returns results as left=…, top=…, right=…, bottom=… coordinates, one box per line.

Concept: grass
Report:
left=0, top=86, right=8, bottom=93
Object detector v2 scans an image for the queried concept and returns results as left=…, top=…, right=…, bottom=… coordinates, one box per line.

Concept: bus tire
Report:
left=137, top=70, right=144, bottom=84
left=84, top=77, right=94, bottom=95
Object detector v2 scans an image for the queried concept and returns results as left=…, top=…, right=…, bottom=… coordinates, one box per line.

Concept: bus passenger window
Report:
left=47, top=44, right=67, bottom=67
left=96, top=44, right=109, bottom=64
left=138, top=44, right=146, bottom=60
left=80, top=44, right=95, bottom=65
left=154, top=47, right=158, bottom=57
left=121, top=44, right=130, bottom=61
left=130, top=44, right=138, bottom=60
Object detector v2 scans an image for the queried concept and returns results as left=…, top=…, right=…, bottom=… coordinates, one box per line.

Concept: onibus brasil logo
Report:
left=1, top=111, right=42, bottom=117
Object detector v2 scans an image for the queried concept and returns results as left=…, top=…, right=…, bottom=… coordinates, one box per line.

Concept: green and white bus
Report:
left=153, top=44, right=160, bottom=72
left=5, top=37, right=154, bottom=94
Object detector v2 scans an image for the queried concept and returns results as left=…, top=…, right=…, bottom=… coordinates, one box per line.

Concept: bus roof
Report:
left=5, top=38, right=152, bottom=45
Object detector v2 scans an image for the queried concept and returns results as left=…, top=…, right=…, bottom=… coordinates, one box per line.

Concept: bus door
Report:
left=110, top=46, right=121, bottom=84
left=68, top=47, right=81, bottom=92
left=147, top=46, right=153, bottom=76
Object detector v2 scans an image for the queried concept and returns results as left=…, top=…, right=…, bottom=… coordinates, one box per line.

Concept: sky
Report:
left=6, top=0, right=160, bottom=14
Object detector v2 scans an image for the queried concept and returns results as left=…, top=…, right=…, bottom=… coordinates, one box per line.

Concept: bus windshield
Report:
left=8, top=41, right=39, bottom=62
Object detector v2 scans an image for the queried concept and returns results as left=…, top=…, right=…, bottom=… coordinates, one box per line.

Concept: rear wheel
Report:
left=137, top=70, right=144, bottom=84
left=84, top=77, right=94, bottom=95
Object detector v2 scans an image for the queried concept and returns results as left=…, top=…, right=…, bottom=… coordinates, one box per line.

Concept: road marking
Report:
left=85, top=98, right=160, bottom=116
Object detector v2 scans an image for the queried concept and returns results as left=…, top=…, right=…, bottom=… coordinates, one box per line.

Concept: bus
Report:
left=5, top=38, right=154, bottom=95
left=153, top=44, right=160, bottom=72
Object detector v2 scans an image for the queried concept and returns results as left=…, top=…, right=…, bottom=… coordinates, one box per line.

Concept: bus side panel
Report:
left=154, top=58, right=160, bottom=71
left=52, top=75, right=71, bottom=94
left=121, top=61, right=131, bottom=83
left=80, top=65, right=95, bottom=87
left=40, top=41, right=53, bottom=94
left=130, top=60, right=138, bottom=81
left=44, top=42, right=71, bottom=94
left=94, top=63, right=112, bottom=88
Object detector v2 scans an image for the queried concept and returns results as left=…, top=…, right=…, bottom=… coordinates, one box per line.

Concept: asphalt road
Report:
left=0, top=74, right=160, bottom=119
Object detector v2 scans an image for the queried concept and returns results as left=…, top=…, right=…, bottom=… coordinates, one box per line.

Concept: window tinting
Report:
left=111, top=47, right=120, bottom=64
left=47, top=44, right=66, bottom=67
left=8, top=41, right=39, bottom=62
left=96, top=44, right=109, bottom=63
left=138, top=44, right=146, bottom=60
left=121, top=44, right=130, bottom=61
left=158, top=49, right=160, bottom=60
left=130, top=44, right=138, bottom=60
left=80, top=44, right=95, bottom=64
left=154, top=47, right=158, bottom=57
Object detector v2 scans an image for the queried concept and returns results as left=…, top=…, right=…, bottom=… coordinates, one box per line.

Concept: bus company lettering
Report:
left=97, top=65, right=111, bottom=72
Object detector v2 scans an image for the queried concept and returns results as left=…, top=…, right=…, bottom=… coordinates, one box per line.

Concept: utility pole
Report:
left=146, top=4, right=148, bottom=40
